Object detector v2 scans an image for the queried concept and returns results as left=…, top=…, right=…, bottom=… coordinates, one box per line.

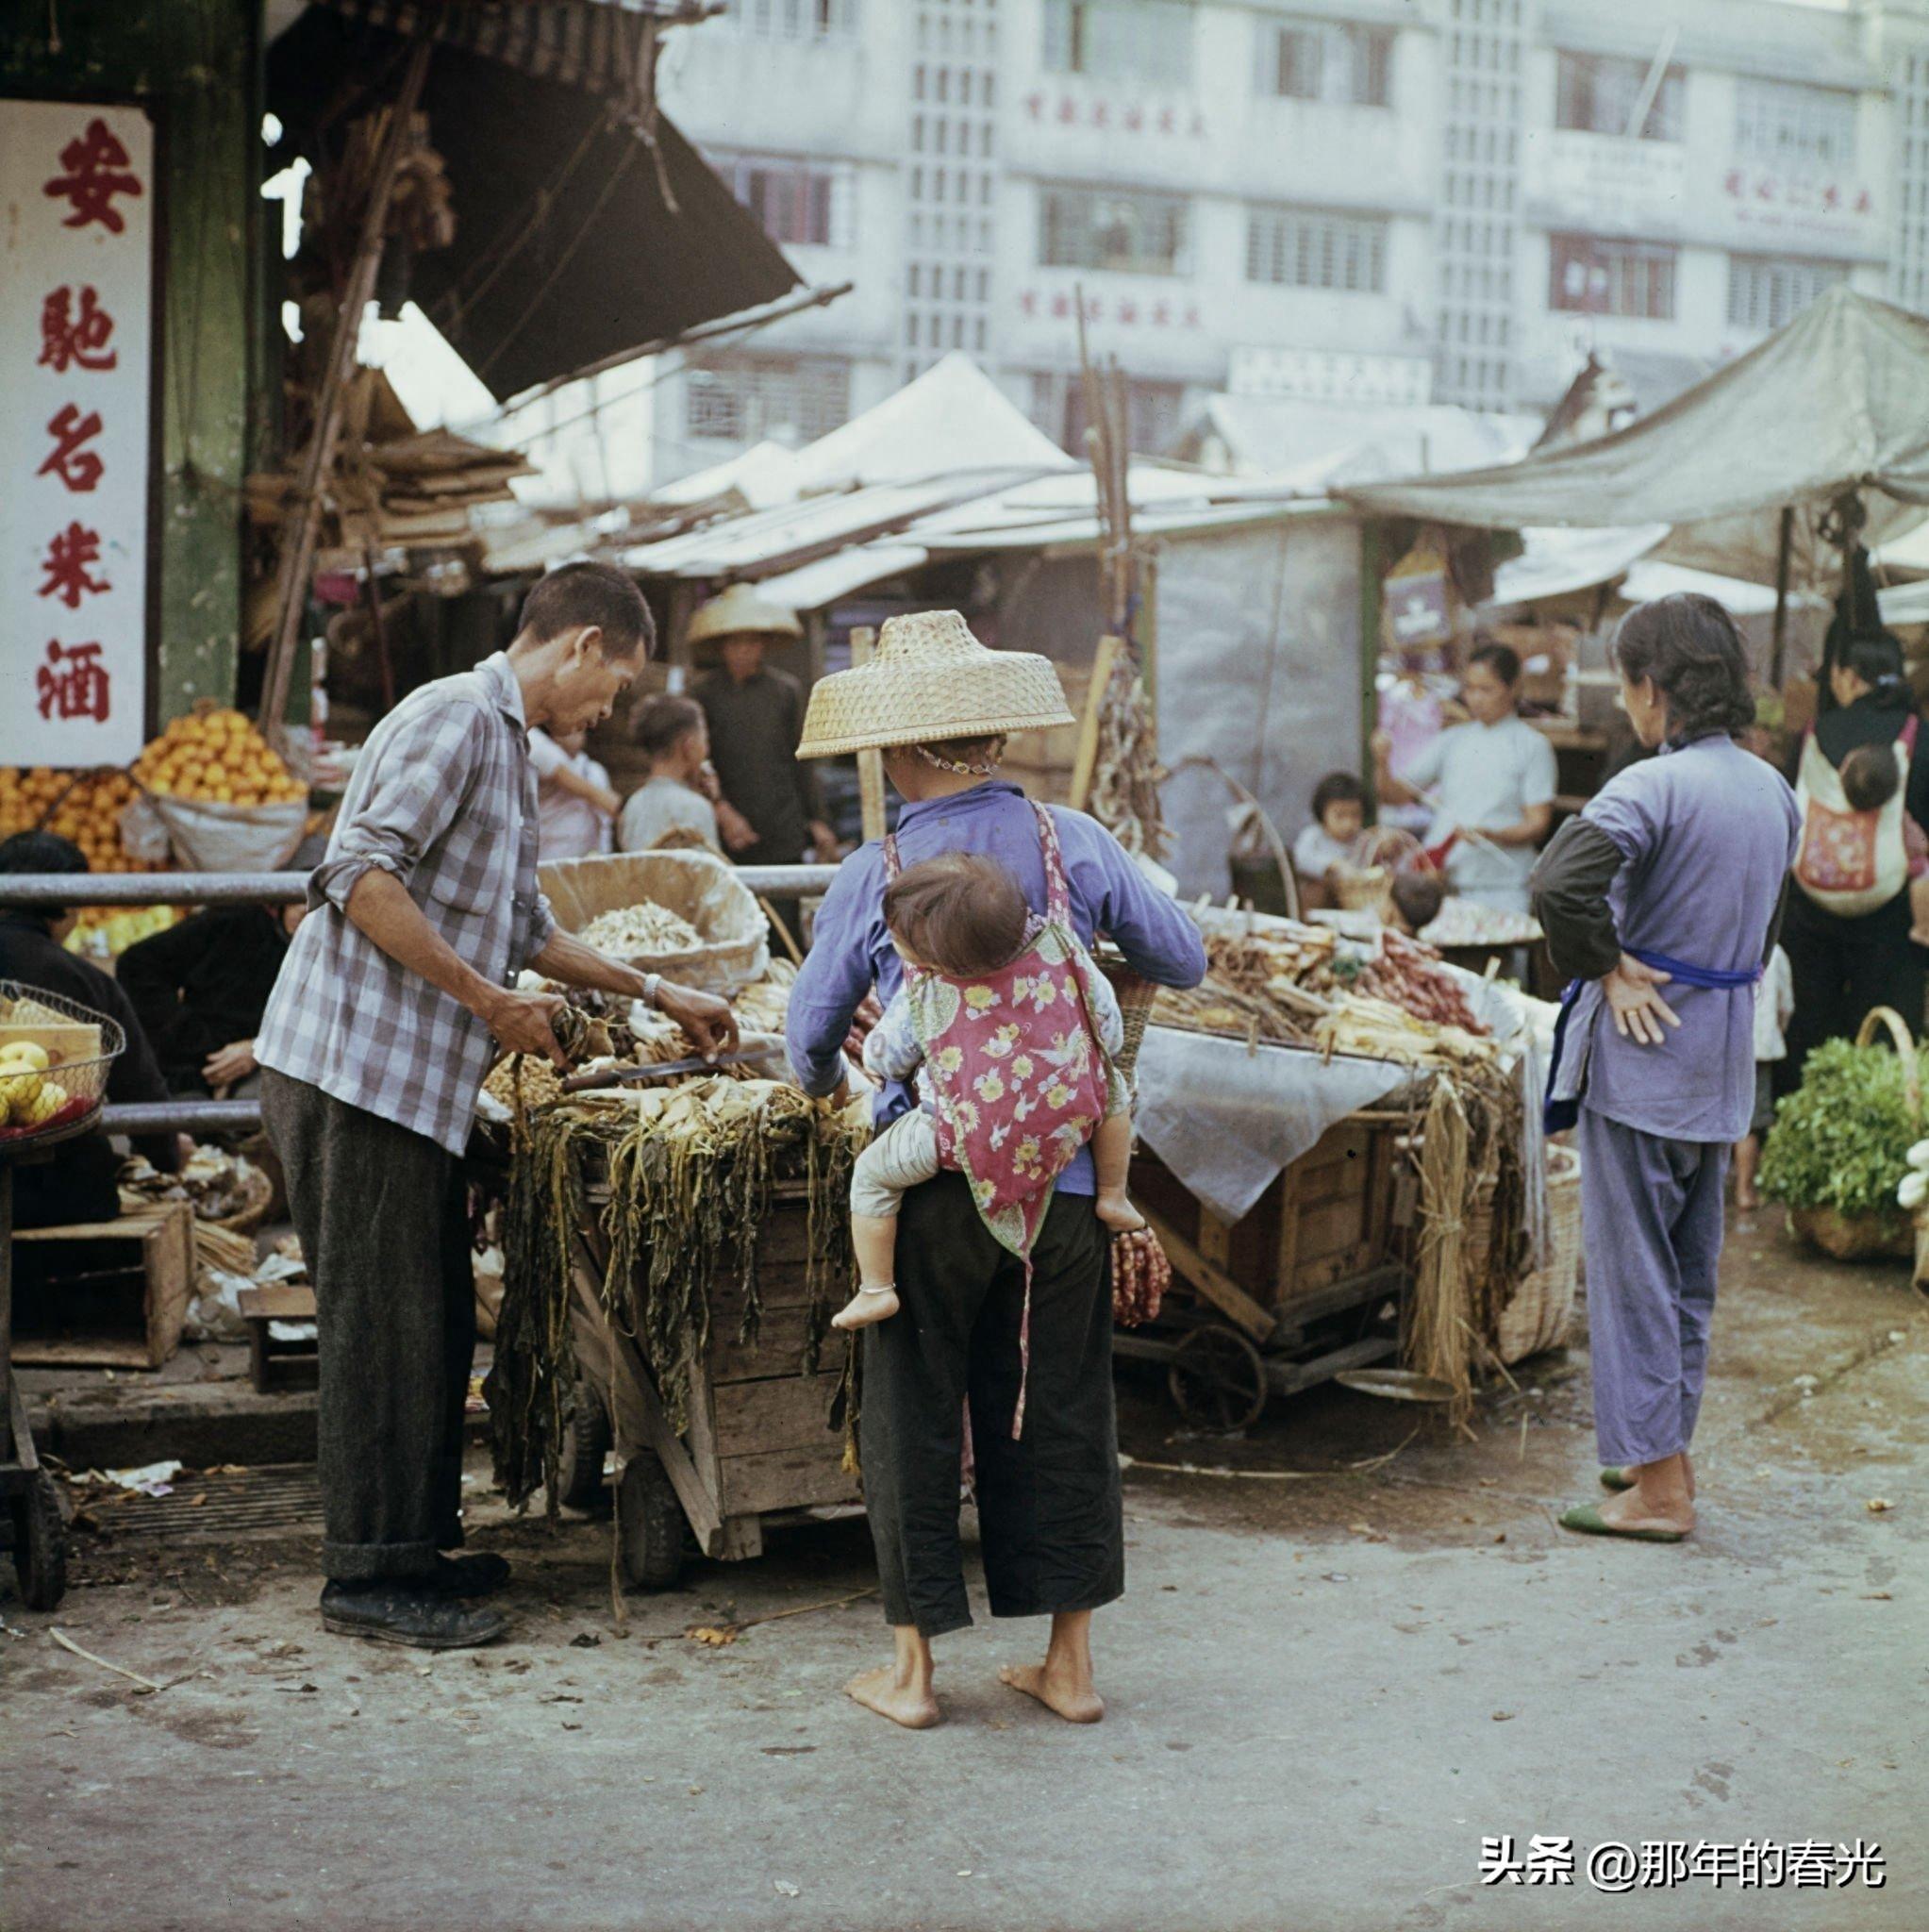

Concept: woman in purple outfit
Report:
left=1531, top=595, right=1800, bottom=1542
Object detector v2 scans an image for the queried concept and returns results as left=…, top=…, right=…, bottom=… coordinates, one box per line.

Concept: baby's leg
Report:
left=1911, top=874, right=1929, bottom=944
left=834, top=1113, right=941, bottom=1330
left=1091, top=1110, right=1144, bottom=1233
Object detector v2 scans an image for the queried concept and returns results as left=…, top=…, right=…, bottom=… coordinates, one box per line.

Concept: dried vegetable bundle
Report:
left=488, top=1078, right=871, bottom=1511
left=578, top=901, right=705, bottom=958
left=1088, top=643, right=1170, bottom=862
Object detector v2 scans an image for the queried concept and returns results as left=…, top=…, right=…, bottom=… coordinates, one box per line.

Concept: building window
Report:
left=1555, top=50, right=1683, bottom=142
left=1039, top=185, right=1189, bottom=275
left=1263, top=19, right=1392, bottom=107
left=1548, top=234, right=1676, bottom=319
left=711, top=154, right=854, bottom=248
left=1726, top=254, right=1848, bottom=331
left=1735, top=79, right=1857, bottom=179
left=1042, top=0, right=1193, bottom=86
left=723, top=0, right=858, bottom=39
left=1245, top=207, right=1388, bottom=291
left=684, top=357, right=851, bottom=444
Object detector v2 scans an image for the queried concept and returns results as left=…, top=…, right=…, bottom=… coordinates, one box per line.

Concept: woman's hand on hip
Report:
left=1601, top=954, right=1679, bottom=1046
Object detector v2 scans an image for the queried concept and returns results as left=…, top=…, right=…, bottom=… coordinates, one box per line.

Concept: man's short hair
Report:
left=633, top=693, right=706, bottom=761
left=0, top=830, right=88, bottom=923
left=519, top=562, right=655, bottom=661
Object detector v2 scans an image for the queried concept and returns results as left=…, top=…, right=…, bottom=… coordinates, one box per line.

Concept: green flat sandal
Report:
left=1559, top=1503, right=1687, bottom=1543
left=1599, top=1466, right=1636, bottom=1492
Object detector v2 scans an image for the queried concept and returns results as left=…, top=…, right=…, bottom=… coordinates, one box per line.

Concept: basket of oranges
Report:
left=125, top=703, right=309, bottom=871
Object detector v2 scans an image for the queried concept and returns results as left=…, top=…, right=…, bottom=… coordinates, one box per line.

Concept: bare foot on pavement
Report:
left=846, top=1665, right=940, bottom=1729
left=999, top=1662, right=1105, bottom=1724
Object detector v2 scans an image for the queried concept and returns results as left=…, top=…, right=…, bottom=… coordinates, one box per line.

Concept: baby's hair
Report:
left=1390, top=870, right=1447, bottom=933
left=1839, top=742, right=1902, bottom=813
left=884, top=852, right=1030, bottom=977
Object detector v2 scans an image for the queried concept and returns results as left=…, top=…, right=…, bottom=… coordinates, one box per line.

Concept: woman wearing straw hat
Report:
left=788, top=610, right=1206, bottom=1728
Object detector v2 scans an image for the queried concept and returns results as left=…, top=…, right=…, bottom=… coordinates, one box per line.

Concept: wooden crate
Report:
left=12, top=1200, right=193, bottom=1369
left=1131, top=1118, right=1399, bottom=1339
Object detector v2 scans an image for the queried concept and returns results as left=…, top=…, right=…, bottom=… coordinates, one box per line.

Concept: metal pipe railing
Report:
left=0, top=863, right=842, bottom=908
left=103, top=1101, right=265, bottom=1136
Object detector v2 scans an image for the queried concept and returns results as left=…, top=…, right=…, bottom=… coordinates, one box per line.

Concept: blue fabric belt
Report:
left=1544, top=947, right=1761, bottom=1135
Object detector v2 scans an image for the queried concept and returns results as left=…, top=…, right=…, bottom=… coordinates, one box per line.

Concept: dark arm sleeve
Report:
left=1762, top=874, right=1789, bottom=967
left=114, top=913, right=202, bottom=1050
left=99, top=974, right=180, bottom=1174
left=1528, top=817, right=1625, bottom=983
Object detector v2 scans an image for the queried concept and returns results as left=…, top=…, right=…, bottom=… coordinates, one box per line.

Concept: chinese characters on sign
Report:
left=2, top=103, right=154, bottom=765
left=1023, top=92, right=1207, bottom=140
left=1016, top=288, right=1204, bottom=331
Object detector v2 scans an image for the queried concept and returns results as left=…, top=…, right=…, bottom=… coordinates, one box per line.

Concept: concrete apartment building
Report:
left=645, top=0, right=1929, bottom=484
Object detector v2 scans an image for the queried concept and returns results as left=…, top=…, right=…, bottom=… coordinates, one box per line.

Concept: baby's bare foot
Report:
left=846, top=1665, right=940, bottom=1728
left=831, top=1286, right=899, bottom=1331
left=999, top=1661, right=1105, bottom=1724
left=1094, top=1191, right=1145, bottom=1234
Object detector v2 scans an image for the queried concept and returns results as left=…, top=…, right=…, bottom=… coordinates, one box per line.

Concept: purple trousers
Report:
left=1577, top=1108, right=1728, bottom=1469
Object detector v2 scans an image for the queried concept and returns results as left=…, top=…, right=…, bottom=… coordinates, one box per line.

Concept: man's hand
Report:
left=809, top=819, right=841, bottom=861
left=842, top=991, right=882, bottom=1065
left=481, top=986, right=570, bottom=1068
left=694, top=761, right=723, bottom=805
left=716, top=800, right=759, bottom=853
left=1601, top=954, right=1679, bottom=1047
left=657, top=981, right=740, bottom=1060
left=201, top=1039, right=258, bottom=1090
left=1369, top=729, right=1393, bottom=764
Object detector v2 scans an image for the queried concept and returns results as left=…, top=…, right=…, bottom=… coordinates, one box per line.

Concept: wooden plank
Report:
left=1142, top=1208, right=1275, bottom=1343
left=1197, top=1212, right=1232, bottom=1271
left=237, top=1284, right=317, bottom=1321
left=718, top=1514, right=765, bottom=1560
left=720, top=1444, right=861, bottom=1518
left=9, top=1338, right=155, bottom=1370
left=850, top=626, right=886, bottom=843
left=14, top=1200, right=191, bottom=1368
left=1067, top=633, right=1122, bottom=814
left=1272, top=1158, right=1304, bottom=1304
left=1297, top=1198, right=1372, bottom=1266
left=708, top=1305, right=827, bottom=1383
left=709, top=1259, right=820, bottom=1323
left=680, top=1336, right=729, bottom=1556
left=711, top=1371, right=845, bottom=1457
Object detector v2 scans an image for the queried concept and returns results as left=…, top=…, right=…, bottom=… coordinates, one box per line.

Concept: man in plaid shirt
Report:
left=259, top=563, right=736, bottom=1650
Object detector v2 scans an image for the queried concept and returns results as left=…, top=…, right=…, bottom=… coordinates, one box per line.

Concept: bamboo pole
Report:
left=849, top=625, right=886, bottom=842
left=1068, top=633, right=1122, bottom=814
left=1770, top=503, right=1794, bottom=691
left=260, top=40, right=433, bottom=750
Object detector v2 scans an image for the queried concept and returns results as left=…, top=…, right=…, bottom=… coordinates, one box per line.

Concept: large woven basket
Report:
left=1787, top=1006, right=1920, bottom=1263
left=205, top=1159, right=274, bottom=1236
left=537, top=849, right=769, bottom=991
left=1494, top=1145, right=1581, bottom=1364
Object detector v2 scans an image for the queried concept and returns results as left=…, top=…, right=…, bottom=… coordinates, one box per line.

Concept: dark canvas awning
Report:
left=267, top=7, right=805, bottom=402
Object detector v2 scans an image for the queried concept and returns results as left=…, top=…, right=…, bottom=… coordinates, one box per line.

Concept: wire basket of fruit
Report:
left=0, top=982, right=125, bottom=1145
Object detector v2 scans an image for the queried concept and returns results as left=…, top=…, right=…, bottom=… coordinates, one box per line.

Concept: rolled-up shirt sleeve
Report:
left=310, top=704, right=486, bottom=914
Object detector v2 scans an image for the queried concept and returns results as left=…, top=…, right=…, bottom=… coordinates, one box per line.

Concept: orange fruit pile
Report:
left=134, top=704, right=305, bottom=807
left=0, top=766, right=157, bottom=872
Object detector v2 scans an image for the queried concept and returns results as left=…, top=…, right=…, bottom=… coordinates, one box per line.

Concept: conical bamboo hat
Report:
left=796, top=609, right=1073, bottom=758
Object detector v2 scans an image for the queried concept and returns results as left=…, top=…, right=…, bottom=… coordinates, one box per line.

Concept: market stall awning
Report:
left=1341, top=288, right=1929, bottom=580
left=268, top=8, right=805, bottom=403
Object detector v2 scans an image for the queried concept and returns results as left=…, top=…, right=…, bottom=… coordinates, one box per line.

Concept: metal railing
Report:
left=12, top=864, right=840, bottom=1140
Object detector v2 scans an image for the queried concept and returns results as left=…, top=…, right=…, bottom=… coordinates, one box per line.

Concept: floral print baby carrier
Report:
left=884, top=802, right=1117, bottom=1436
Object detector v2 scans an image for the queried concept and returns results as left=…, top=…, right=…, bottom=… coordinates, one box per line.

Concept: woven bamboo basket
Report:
left=1493, top=1145, right=1581, bottom=1364
left=1788, top=1006, right=1920, bottom=1263
left=204, top=1159, right=274, bottom=1236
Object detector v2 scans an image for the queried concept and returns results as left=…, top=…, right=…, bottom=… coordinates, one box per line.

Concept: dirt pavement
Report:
left=2, top=1208, right=1923, bottom=1932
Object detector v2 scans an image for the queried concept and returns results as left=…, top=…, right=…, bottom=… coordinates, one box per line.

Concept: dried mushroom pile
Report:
left=487, top=1077, right=871, bottom=1511
left=578, top=902, right=705, bottom=958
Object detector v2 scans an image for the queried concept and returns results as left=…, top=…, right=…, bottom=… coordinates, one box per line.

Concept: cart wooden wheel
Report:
left=1168, top=1325, right=1268, bottom=1432
left=556, top=1372, right=613, bottom=1513
left=10, top=1471, right=68, bottom=1612
left=616, top=1452, right=686, bottom=1591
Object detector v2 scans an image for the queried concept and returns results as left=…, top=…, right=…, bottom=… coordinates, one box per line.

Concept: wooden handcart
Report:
left=1116, top=1117, right=1410, bottom=1430
left=557, top=1177, right=856, bottom=1591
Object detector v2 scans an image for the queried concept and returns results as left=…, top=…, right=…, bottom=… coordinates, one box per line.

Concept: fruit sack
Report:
left=119, top=703, right=309, bottom=872
left=121, top=791, right=308, bottom=873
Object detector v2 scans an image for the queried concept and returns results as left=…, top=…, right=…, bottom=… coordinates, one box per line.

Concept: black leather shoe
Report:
left=425, top=1552, right=511, bottom=1598
left=320, top=1580, right=507, bottom=1650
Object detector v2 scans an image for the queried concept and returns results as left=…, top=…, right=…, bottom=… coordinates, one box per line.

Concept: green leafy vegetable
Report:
left=1759, top=1037, right=1923, bottom=1217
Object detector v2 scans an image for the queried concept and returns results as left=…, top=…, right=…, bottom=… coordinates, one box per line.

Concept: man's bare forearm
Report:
left=551, top=763, right=621, bottom=818
left=529, top=928, right=647, bottom=1000
left=345, top=870, right=501, bottom=1019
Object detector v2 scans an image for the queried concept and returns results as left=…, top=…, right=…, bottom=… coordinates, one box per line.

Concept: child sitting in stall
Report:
left=1837, top=742, right=1929, bottom=945
left=1292, top=772, right=1368, bottom=908
left=832, top=850, right=1141, bottom=1331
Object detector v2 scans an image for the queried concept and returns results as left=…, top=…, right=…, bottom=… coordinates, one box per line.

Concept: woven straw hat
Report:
left=796, top=609, right=1074, bottom=758
left=685, top=582, right=804, bottom=649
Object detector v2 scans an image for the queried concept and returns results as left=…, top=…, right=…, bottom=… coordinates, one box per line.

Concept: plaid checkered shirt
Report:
left=258, top=653, right=557, bottom=1154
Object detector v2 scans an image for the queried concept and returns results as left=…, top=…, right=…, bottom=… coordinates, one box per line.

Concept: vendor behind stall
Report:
left=0, top=832, right=181, bottom=1228
left=119, top=835, right=325, bottom=1097
left=1372, top=641, right=1556, bottom=916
